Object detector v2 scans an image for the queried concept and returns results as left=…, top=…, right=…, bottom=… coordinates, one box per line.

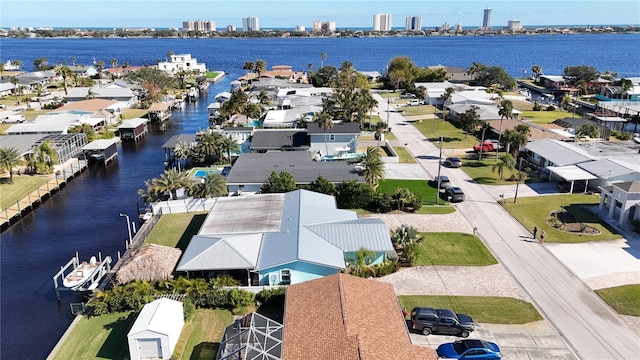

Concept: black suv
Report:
left=410, top=307, right=475, bottom=337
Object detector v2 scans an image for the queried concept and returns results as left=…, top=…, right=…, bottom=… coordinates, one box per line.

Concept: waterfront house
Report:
left=64, top=86, right=137, bottom=107
left=147, top=102, right=172, bottom=122
left=250, top=129, right=310, bottom=152
left=220, top=126, right=253, bottom=153
left=116, top=118, right=148, bottom=142
left=157, top=54, right=206, bottom=75
left=23, top=133, right=88, bottom=166
left=176, top=190, right=393, bottom=286
left=0, top=81, right=16, bottom=97
left=414, top=81, right=457, bottom=106
left=6, top=113, right=105, bottom=135
left=283, top=273, right=437, bottom=360
left=225, top=151, right=362, bottom=194
left=68, top=65, right=98, bottom=78
left=127, top=298, right=184, bottom=360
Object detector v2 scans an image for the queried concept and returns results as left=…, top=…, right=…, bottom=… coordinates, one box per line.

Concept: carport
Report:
left=547, top=165, right=597, bottom=193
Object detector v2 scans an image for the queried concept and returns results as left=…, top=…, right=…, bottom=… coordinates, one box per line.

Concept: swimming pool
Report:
left=193, top=169, right=220, bottom=178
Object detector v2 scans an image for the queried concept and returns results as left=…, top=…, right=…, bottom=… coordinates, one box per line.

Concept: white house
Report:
left=127, top=298, right=184, bottom=360
left=599, top=181, right=640, bottom=226
left=157, top=54, right=206, bottom=75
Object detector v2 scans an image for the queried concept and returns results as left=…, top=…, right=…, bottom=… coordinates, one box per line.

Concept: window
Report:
left=329, top=134, right=335, bottom=141
left=280, top=269, right=291, bottom=285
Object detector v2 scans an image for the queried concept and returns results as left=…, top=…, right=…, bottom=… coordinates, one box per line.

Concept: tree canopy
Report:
left=261, top=171, right=297, bottom=193
left=563, top=65, right=599, bottom=84
left=468, top=62, right=516, bottom=90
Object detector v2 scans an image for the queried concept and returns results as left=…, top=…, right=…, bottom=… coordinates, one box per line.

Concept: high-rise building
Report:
left=313, top=21, right=336, bottom=33
left=405, top=16, right=422, bottom=31
left=373, top=14, right=392, bottom=31
left=226, top=25, right=236, bottom=32
left=295, top=25, right=306, bottom=32
left=182, top=21, right=194, bottom=31
left=455, top=23, right=463, bottom=32
left=242, top=16, right=260, bottom=31
left=182, top=20, right=216, bottom=32
left=441, top=23, right=450, bottom=31
left=483, top=7, right=492, bottom=29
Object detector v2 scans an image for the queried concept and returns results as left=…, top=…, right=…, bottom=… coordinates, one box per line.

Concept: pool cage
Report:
left=216, top=312, right=283, bottom=360
left=30, top=133, right=88, bottom=164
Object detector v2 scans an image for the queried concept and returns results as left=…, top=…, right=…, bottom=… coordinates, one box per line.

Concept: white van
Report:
left=2, top=115, right=25, bottom=123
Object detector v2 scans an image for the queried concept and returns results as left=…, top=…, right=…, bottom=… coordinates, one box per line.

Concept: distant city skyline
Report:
left=1, top=1, right=638, bottom=29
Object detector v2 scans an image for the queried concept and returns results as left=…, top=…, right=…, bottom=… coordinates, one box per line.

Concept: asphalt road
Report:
left=374, top=94, right=640, bottom=359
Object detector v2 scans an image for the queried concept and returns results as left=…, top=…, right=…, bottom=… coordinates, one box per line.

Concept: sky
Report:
left=1, top=0, right=639, bottom=29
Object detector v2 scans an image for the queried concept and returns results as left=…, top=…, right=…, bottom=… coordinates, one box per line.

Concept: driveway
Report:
left=372, top=94, right=640, bottom=359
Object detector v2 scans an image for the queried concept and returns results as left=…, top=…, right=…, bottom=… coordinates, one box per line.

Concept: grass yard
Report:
left=0, top=175, right=51, bottom=210
left=412, top=118, right=477, bottom=149
left=379, top=91, right=401, bottom=98
left=596, top=285, right=640, bottom=316
left=393, top=146, right=416, bottom=163
left=53, top=311, right=135, bottom=360
left=23, top=108, right=51, bottom=120
left=520, top=110, right=570, bottom=124
left=459, top=154, right=520, bottom=185
left=398, top=295, right=542, bottom=324
left=400, top=104, right=438, bottom=116
left=122, top=108, right=148, bottom=120
left=502, top=194, right=620, bottom=243
left=378, top=179, right=438, bottom=205
left=172, top=309, right=235, bottom=360
left=143, top=212, right=208, bottom=250
left=414, top=232, right=498, bottom=266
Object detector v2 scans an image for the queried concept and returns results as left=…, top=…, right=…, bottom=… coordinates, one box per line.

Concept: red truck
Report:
left=473, top=141, right=495, bottom=153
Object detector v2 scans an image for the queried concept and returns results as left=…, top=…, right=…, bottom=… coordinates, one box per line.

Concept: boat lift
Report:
left=53, top=252, right=112, bottom=301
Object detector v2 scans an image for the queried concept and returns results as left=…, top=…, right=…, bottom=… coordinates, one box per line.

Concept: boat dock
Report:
left=53, top=252, right=112, bottom=300
left=1, top=159, right=87, bottom=232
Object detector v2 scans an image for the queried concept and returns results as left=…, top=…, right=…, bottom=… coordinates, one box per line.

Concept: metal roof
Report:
left=226, top=151, right=363, bottom=185
left=0, top=134, right=47, bottom=155
left=161, top=134, right=197, bottom=149
left=82, top=138, right=119, bottom=151
left=525, top=139, right=597, bottom=166
left=198, top=195, right=284, bottom=235
left=547, top=165, right=598, bottom=181
left=127, top=298, right=183, bottom=336
left=612, top=181, right=640, bottom=193
left=117, top=118, right=147, bottom=129
left=578, top=158, right=640, bottom=178
left=176, top=234, right=262, bottom=271
left=305, top=217, right=394, bottom=252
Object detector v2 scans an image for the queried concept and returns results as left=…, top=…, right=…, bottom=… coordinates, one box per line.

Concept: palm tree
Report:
left=492, top=153, right=516, bottom=180
left=391, top=224, right=421, bottom=251
left=561, top=94, right=572, bottom=112
left=70, top=56, right=76, bottom=66
left=173, top=141, right=193, bottom=171
left=0, top=147, right=26, bottom=184
left=439, top=87, right=454, bottom=121
left=0, top=62, right=4, bottom=79
left=219, top=136, right=240, bottom=162
left=499, top=99, right=513, bottom=119
left=33, top=84, right=44, bottom=107
left=30, top=140, right=59, bottom=174
left=346, top=247, right=376, bottom=278
left=190, top=173, right=228, bottom=198
left=149, top=168, right=191, bottom=200
left=110, top=58, right=118, bottom=69
left=10, top=76, right=20, bottom=100
left=501, top=129, right=527, bottom=156
left=313, top=111, right=333, bottom=155
left=295, top=113, right=310, bottom=128
left=166, top=50, right=174, bottom=60
left=242, top=61, right=255, bottom=75
left=11, top=60, right=22, bottom=71
left=55, top=64, right=71, bottom=95
left=196, top=131, right=223, bottom=159
left=531, top=65, right=542, bottom=81
left=254, top=59, right=267, bottom=78
left=363, top=146, right=384, bottom=191
left=321, top=52, right=327, bottom=67
left=86, top=88, right=96, bottom=99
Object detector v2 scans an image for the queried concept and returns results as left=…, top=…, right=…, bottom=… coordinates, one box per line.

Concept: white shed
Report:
left=127, top=298, right=184, bottom=360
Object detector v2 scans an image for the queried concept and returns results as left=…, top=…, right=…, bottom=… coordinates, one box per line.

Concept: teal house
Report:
left=176, top=190, right=394, bottom=286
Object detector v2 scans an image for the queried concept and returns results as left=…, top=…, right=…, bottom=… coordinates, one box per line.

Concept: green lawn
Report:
left=143, top=212, right=208, bottom=250
left=122, top=108, right=148, bottom=120
left=459, top=154, right=520, bottom=185
left=414, top=232, right=498, bottom=266
left=393, top=146, right=416, bottom=164
left=398, top=295, right=542, bottom=324
left=502, top=194, right=621, bottom=243
left=205, top=71, right=219, bottom=78
left=53, top=311, right=135, bottom=360
left=401, top=104, right=438, bottom=116
left=379, top=91, right=401, bottom=98
left=412, top=118, right=477, bottom=149
left=596, top=284, right=640, bottom=316
left=520, top=110, right=570, bottom=124
left=378, top=179, right=440, bottom=206
left=52, top=309, right=234, bottom=360
left=173, top=309, right=235, bottom=360
left=0, top=175, right=51, bottom=210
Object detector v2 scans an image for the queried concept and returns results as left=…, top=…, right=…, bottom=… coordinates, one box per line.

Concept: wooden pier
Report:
left=1, top=159, right=87, bottom=232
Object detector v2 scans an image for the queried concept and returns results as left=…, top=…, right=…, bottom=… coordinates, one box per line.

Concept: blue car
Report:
left=436, top=339, right=501, bottom=359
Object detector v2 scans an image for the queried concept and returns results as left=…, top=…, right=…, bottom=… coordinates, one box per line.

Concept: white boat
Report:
left=633, top=133, right=640, bottom=144
left=63, top=256, right=99, bottom=290
left=320, top=147, right=365, bottom=162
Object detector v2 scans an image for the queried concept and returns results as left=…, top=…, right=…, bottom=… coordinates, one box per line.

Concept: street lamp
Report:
left=119, top=213, right=132, bottom=245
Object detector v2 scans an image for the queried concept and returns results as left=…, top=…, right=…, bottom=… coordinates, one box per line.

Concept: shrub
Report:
left=546, top=105, right=556, bottom=111
left=532, top=101, right=543, bottom=111
left=256, top=287, right=286, bottom=306
left=371, top=260, right=400, bottom=277
left=368, top=193, right=393, bottom=213
left=183, top=298, right=196, bottom=320
left=617, top=132, right=632, bottom=140
left=211, top=274, right=240, bottom=287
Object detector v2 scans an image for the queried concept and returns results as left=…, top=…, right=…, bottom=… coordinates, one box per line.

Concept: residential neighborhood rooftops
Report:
left=0, top=134, right=48, bottom=155
left=578, top=158, right=640, bottom=178
left=56, top=99, right=119, bottom=112
left=226, top=151, right=363, bottom=185
left=161, top=134, right=197, bottom=149
left=306, top=122, right=360, bottom=134
left=198, top=194, right=285, bottom=235
left=525, top=138, right=597, bottom=166
left=283, top=273, right=437, bottom=360
left=250, top=129, right=309, bottom=150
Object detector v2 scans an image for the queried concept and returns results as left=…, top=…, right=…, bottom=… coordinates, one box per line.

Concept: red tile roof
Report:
left=283, top=273, right=437, bottom=360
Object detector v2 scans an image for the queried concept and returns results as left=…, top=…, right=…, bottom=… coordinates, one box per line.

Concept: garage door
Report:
left=138, top=338, right=162, bottom=359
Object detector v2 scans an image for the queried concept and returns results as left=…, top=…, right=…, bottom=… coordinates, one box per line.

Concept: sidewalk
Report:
left=373, top=93, right=640, bottom=359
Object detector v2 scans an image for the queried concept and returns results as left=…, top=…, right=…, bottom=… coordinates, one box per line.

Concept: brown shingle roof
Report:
left=283, top=273, right=437, bottom=360
left=488, top=119, right=565, bottom=141
left=57, top=99, right=118, bottom=112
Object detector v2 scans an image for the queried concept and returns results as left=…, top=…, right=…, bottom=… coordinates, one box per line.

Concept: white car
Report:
left=407, top=99, right=421, bottom=106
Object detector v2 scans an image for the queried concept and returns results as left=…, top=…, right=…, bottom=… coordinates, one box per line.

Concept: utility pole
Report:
left=386, top=97, right=390, bottom=126
left=513, top=157, right=523, bottom=203
left=479, top=124, right=487, bottom=162
left=435, top=136, right=443, bottom=205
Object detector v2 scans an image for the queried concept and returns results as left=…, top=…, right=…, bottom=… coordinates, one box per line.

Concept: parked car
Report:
left=445, top=187, right=465, bottom=202
left=0, top=104, right=6, bottom=109
left=411, top=307, right=475, bottom=337
left=444, top=157, right=462, bottom=168
left=436, top=339, right=501, bottom=359
left=435, top=175, right=452, bottom=189
left=400, top=93, right=416, bottom=99
left=1, top=115, right=25, bottom=124
left=407, top=99, right=421, bottom=106
left=473, top=141, right=495, bottom=153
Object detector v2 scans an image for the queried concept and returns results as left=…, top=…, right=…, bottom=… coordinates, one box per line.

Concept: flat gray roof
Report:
left=250, top=130, right=309, bottom=150
left=82, top=138, right=119, bottom=150
left=226, top=151, right=364, bottom=185
left=198, top=194, right=285, bottom=235
left=307, top=122, right=360, bottom=134
left=0, top=134, right=47, bottom=155
left=162, top=134, right=196, bottom=149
